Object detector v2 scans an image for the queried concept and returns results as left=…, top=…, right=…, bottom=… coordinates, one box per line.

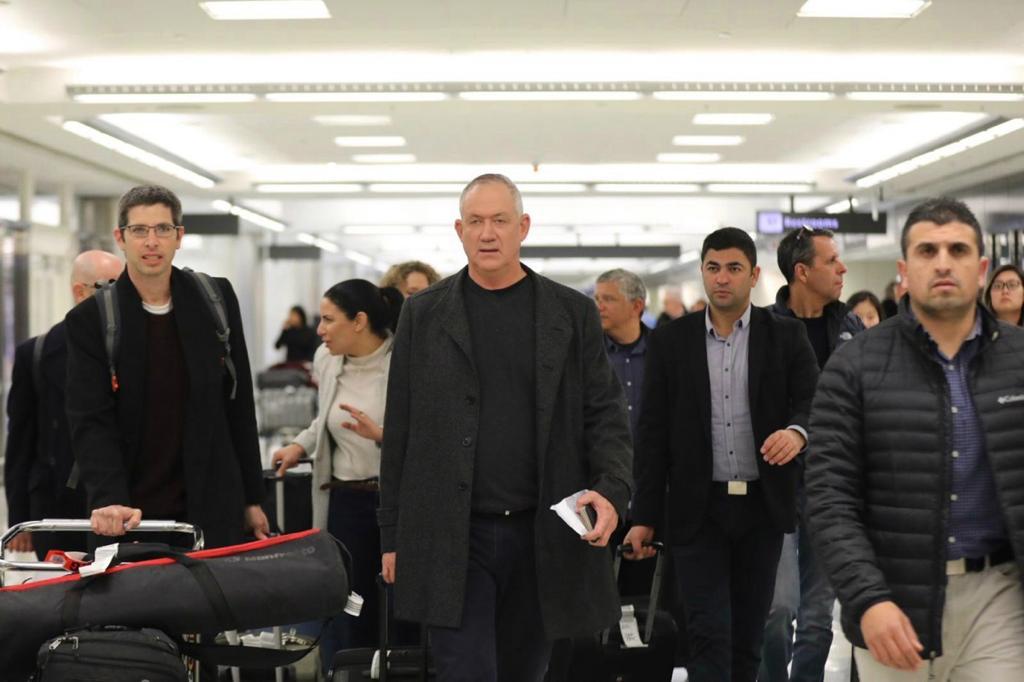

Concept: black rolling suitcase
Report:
left=331, top=576, right=433, bottom=681
left=547, top=542, right=677, bottom=682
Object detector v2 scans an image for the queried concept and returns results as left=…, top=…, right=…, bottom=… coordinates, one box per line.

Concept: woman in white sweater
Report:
left=273, top=279, right=403, bottom=664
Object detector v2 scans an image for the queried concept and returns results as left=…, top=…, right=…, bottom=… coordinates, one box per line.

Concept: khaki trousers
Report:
left=854, top=562, right=1024, bottom=681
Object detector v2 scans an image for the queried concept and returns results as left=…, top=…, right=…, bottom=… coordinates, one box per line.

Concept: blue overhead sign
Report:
left=756, top=211, right=887, bottom=235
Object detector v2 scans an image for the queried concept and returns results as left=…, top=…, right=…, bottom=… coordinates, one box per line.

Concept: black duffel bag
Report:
left=36, top=626, right=188, bottom=682
left=1, top=529, right=349, bottom=679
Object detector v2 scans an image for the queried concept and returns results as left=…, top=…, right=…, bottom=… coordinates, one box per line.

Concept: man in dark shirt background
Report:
left=379, top=174, right=633, bottom=682
left=762, top=225, right=862, bottom=682
left=65, top=185, right=269, bottom=548
left=595, top=268, right=649, bottom=437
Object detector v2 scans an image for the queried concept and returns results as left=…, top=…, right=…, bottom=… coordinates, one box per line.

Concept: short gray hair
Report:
left=459, top=173, right=523, bottom=215
left=597, top=268, right=647, bottom=305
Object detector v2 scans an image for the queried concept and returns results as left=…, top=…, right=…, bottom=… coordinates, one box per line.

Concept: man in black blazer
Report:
left=4, top=250, right=123, bottom=558
left=379, top=174, right=633, bottom=682
left=625, top=227, right=819, bottom=682
left=64, top=185, right=268, bottom=549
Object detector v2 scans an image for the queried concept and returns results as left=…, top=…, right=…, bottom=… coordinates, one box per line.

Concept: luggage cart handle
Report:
left=1, top=518, right=204, bottom=573
left=263, top=456, right=314, bottom=478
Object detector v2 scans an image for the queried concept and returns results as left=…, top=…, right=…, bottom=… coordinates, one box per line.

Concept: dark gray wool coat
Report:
left=378, top=266, right=634, bottom=639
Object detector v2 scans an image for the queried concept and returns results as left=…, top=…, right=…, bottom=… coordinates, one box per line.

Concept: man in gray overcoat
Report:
left=378, top=173, right=634, bottom=682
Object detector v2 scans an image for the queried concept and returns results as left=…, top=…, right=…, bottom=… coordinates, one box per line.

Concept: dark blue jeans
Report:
left=429, top=512, right=551, bottom=682
left=759, top=511, right=835, bottom=681
left=672, top=485, right=784, bottom=682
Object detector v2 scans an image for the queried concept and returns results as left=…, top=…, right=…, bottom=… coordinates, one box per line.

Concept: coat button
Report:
left=462, top=437, right=473, bottom=447
left=458, top=482, right=469, bottom=491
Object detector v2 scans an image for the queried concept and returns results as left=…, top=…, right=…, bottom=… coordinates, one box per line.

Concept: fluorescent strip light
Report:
left=518, top=183, right=588, bottom=193
left=266, top=92, right=447, bottom=103
left=856, top=118, right=1024, bottom=188
left=656, top=153, right=722, bottom=163
left=693, top=113, right=774, bottom=126
left=594, top=183, right=700, bottom=193
left=457, top=91, right=642, bottom=102
left=199, top=1, right=330, bottom=21
left=846, top=91, right=1024, bottom=102
left=672, top=135, right=745, bottom=146
left=679, top=251, right=700, bottom=264
left=255, top=183, right=363, bottom=193
left=707, top=183, right=813, bottom=193
left=313, top=115, right=393, bottom=126
left=343, top=225, right=417, bottom=235
left=334, top=136, right=407, bottom=148
left=62, top=121, right=216, bottom=189
left=296, top=232, right=317, bottom=245
left=825, top=198, right=860, bottom=214
left=353, top=154, right=418, bottom=164
left=654, top=91, right=833, bottom=102
left=797, top=0, right=931, bottom=19
left=345, top=249, right=374, bottom=266
left=73, top=92, right=257, bottom=104
left=367, top=183, right=464, bottom=193
left=211, top=199, right=285, bottom=232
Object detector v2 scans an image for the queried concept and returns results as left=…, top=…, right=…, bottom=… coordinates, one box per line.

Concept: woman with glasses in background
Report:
left=984, top=264, right=1024, bottom=326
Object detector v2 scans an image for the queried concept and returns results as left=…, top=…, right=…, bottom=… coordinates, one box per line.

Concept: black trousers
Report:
left=672, top=483, right=784, bottom=682
left=429, top=512, right=552, bottom=682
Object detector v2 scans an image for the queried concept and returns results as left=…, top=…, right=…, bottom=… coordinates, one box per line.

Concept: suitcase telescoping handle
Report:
left=607, top=541, right=666, bottom=647
left=0, top=519, right=204, bottom=575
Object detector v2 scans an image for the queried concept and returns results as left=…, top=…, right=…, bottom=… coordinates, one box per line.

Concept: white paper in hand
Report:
left=550, top=489, right=591, bottom=537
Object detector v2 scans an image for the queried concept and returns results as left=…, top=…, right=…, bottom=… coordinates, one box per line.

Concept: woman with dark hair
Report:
left=273, top=280, right=403, bottom=666
left=984, top=264, right=1024, bottom=326
left=274, top=304, right=320, bottom=362
left=847, top=290, right=885, bottom=329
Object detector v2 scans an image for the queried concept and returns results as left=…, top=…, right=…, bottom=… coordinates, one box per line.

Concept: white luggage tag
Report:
left=79, top=543, right=119, bottom=577
left=618, top=604, right=646, bottom=649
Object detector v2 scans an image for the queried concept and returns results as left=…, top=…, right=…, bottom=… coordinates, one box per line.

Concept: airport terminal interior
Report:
left=3, top=1, right=1024, bottom=680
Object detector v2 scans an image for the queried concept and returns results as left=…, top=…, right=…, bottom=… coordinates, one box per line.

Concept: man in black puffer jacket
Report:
left=807, top=197, right=1024, bottom=680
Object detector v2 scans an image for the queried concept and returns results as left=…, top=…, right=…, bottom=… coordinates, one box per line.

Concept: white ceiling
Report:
left=3, top=0, right=1024, bottom=280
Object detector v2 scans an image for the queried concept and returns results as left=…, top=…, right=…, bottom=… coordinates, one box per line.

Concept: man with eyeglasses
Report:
left=760, top=225, right=864, bottom=682
left=65, top=185, right=269, bottom=548
left=5, top=250, right=124, bottom=559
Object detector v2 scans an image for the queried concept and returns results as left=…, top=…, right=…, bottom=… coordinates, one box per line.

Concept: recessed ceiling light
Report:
left=352, top=154, right=417, bottom=164
left=457, top=91, right=642, bottom=102
left=334, top=136, right=407, bottom=148
left=73, top=93, right=258, bottom=104
left=255, top=183, right=363, bottom=193
left=62, top=120, right=217, bottom=189
left=672, top=135, right=745, bottom=146
left=797, top=0, right=931, bottom=19
left=693, top=113, right=774, bottom=126
left=707, top=183, right=813, bottom=193
left=593, top=183, right=701, bottom=193
left=266, top=92, right=447, bottom=103
left=199, top=1, right=331, bottom=21
left=656, top=153, right=723, bottom=163
left=846, top=91, right=1024, bottom=102
left=367, top=183, right=463, bottom=192
left=313, top=115, right=393, bottom=126
left=654, top=91, right=833, bottom=102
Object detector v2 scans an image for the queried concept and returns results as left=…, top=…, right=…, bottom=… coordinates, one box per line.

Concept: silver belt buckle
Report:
left=727, top=481, right=748, bottom=496
left=946, top=558, right=966, bottom=576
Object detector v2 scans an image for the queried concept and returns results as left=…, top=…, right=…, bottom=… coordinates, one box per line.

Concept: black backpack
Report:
left=35, top=626, right=188, bottom=682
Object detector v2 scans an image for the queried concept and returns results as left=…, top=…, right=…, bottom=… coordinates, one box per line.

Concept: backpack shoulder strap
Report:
left=181, top=268, right=237, bottom=400
left=94, top=282, right=121, bottom=393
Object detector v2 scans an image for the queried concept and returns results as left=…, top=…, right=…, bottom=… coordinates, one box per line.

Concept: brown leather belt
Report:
left=320, top=477, right=380, bottom=493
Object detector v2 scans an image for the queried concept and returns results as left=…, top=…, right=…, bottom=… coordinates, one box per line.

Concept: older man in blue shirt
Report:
left=594, top=269, right=649, bottom=437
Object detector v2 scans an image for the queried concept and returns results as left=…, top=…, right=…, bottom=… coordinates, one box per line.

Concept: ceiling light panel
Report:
left=73, top=93, right=257, bottom=103
left=352, top=154, right=418, bottom=164
left=343, top=225, right=417, bottom=235
left=693, top=113, right=775, bottom=126
left=845, top=91, right=1024, bottom=102
left=797, top=0, right=931, bottom=19
left=593, top=184, right=700, bottom=193
left=334, top=136, right=407, bottom=148
left=654, top=91, right=833, bottom=102
left=313, top=115, right=393, bottom=126
left=656, top=153, right=723, bottom=163
left=266, top=92, right=448, bottom=103
left=199, top=1, right=331, bottom=21
left=367, top=183, right=464, bottom=193
left=707, top=183, right=814, bottom=193
left=62, top=121, right=217, bottom=189
left=458, top=91, right=642, bottom=101
left=672, top=135, right=745, bottom=146
left=212, top=199, right=286, bottom=231
left=256, top=183, right=363, bottom=193
left=518, top=184, right=588, bottom=193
